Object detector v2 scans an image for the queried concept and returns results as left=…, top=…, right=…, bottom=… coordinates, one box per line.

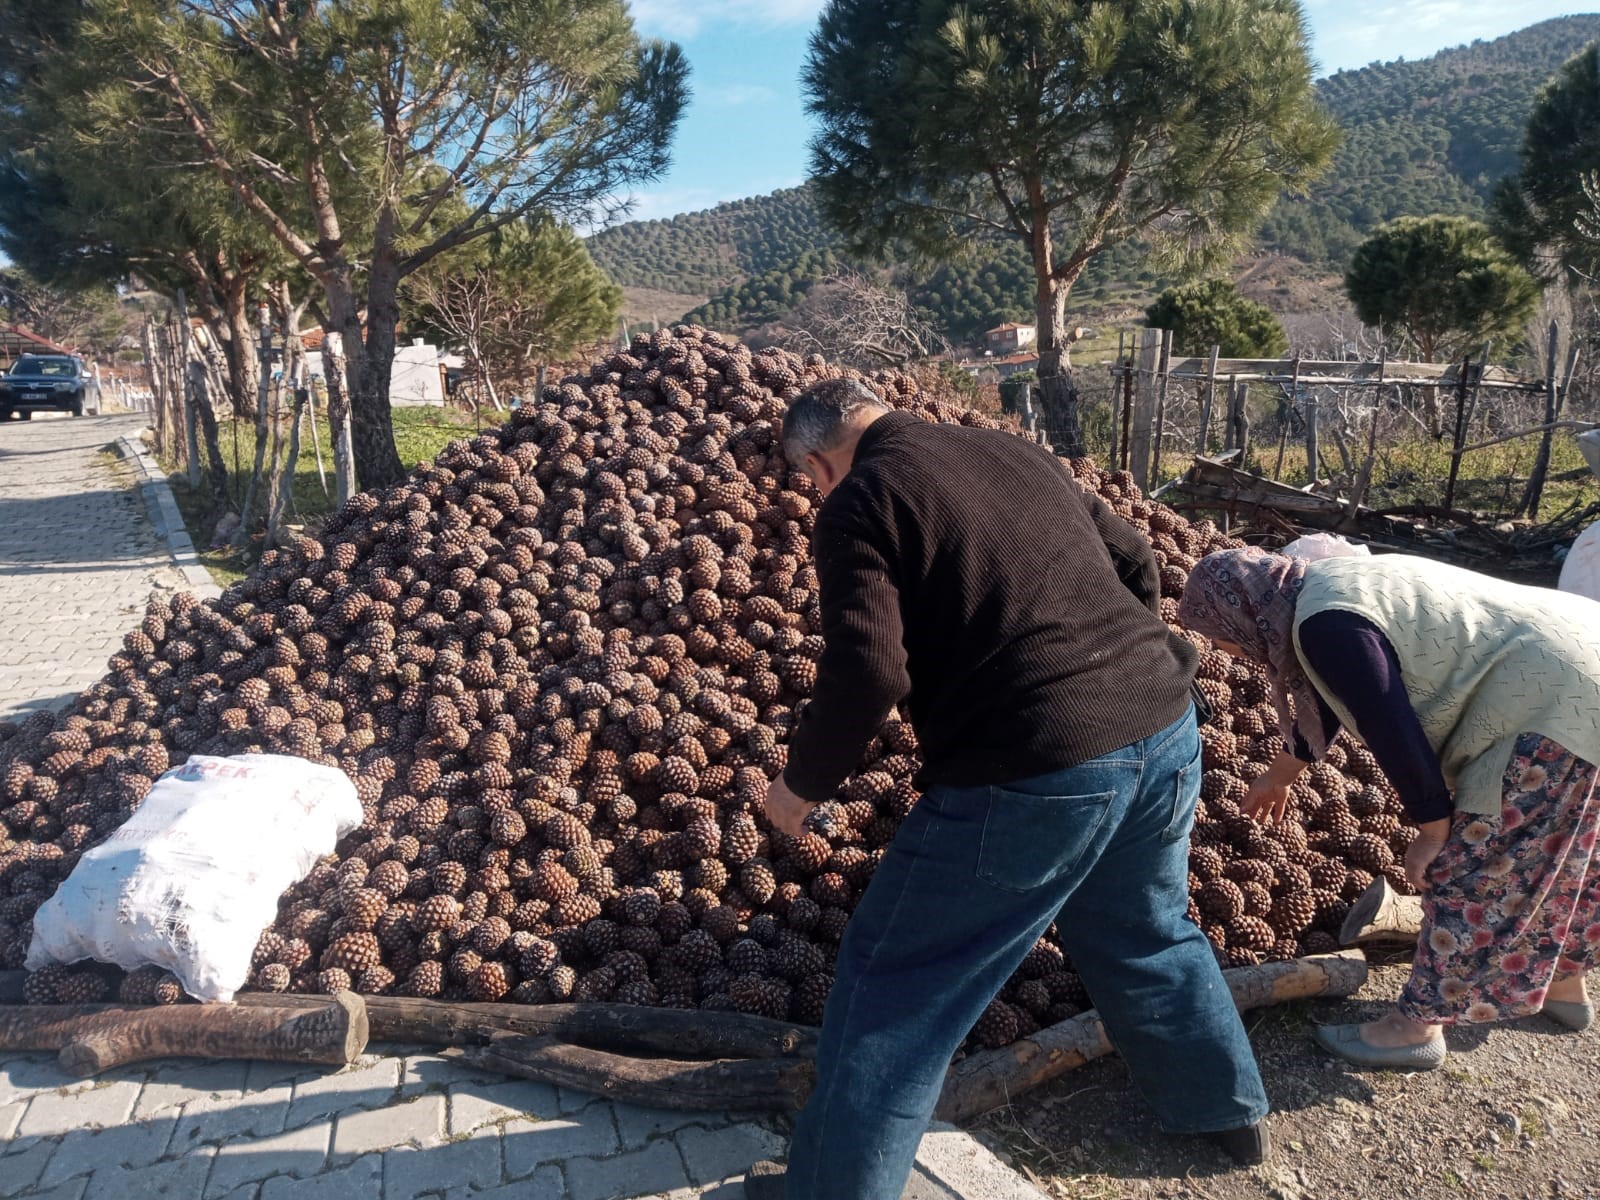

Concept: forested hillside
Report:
left=588, top=15, right=1600, bottom=344
left=1259, top=13, right=1600, bottom=262
left=586, top=187, right=842, bottom=296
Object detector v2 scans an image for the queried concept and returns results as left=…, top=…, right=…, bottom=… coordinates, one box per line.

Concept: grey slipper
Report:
left=1542, top=1000, right=1594, bottom=1031
left=1312, top=1022, right=1447, bottom=1071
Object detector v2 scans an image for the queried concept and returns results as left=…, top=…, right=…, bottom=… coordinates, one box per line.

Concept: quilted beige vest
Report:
left=1293, top=555, right=1600, bottom=815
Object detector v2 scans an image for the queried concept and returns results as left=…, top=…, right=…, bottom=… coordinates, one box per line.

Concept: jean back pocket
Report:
left=976, top=786, right=1117, bottom=893
left=1160, top=747, right=1204, bottom=845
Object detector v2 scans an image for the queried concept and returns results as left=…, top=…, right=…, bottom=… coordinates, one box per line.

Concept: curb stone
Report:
left=116, top=434, right=224, bottom=600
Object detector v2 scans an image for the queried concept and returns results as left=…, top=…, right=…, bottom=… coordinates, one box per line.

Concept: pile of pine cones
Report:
left=0, top=327, right=1412, bottom=1047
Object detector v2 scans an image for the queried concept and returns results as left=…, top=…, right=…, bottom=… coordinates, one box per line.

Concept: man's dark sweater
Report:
left=784, top=410, right=1199, bottom=803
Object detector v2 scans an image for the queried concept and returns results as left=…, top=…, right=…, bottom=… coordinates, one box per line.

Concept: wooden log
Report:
left=0, top=994, right=367, bottom=1077
left=233, top=993, right=816, bottom=1060
left=1339, top=877, right=1424, bottom=948
left=457, top=1032, right=816, bottom=1113
left=933, top=951, right=1368, bottom=1124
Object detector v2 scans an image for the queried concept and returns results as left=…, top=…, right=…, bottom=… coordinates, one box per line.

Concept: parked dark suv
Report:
left=0, top=354, right=88, bottom=419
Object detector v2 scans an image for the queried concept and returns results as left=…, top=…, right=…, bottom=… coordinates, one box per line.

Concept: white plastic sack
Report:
left=1281, top=533, right=1371, bottom=562
left=27, top=753, right=361, bottom=1002
left=1558, top=519, right=1600, bottom=604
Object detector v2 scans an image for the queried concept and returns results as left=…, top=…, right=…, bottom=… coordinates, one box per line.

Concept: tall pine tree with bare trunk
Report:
left=64, top=0, right=686, bottom=487
left=803, top=0, right=1337, bottom=454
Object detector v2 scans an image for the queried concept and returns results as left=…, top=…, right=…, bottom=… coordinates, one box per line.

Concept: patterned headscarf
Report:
left=1178, top=547, right=1328, bottom=761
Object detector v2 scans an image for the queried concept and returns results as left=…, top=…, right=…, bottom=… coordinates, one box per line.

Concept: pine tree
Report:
left=803, top=0, right=1336, bottom=452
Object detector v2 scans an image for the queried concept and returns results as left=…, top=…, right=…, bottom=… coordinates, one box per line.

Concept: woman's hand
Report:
left=762, top=774, right=817, bottom=838
left=1404, top=818, right=1452, bottom=891
left=1241, top=750, right=1310, bottom=824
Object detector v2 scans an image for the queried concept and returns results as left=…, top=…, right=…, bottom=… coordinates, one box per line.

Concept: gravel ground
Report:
left=979, top=963, right=1599, bottom=1200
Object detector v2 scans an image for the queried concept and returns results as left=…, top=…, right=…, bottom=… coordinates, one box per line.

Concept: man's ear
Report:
left=804, top=451, right=835, bottom=494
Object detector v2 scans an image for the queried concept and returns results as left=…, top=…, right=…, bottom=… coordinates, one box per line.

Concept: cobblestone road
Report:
left=0, top=416, right=1041, bottom=1200
left=0, top=414, right=190, bottom=722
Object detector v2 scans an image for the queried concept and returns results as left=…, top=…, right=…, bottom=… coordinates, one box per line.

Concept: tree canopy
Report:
left=803, top=0, right=1336, bottom=451
left=14, top=0, right=686, bottom=487
left=1492, top=41, right=1600, bottom=277
left=406, top=219, right=623, bottom=403
left=1343, top=215, right=1540, bottom=362
left=1145, top=280, right=1288, bottom=358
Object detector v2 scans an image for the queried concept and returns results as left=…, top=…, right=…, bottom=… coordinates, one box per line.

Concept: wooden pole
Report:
left=323, top=331, right=356, bottom=506
left=140, top=318, right=164, bottom=449
left=0, top=994, right=367, bottom=1077
left=933, top=952, right=1368, bottom=1124
left=1119, top=351, right=1135, bottom=472
left=1108, top=332, right=1125, bottom=468
left=232, top=994, right=817, bottom=1060
left=1129, top=329, right=1161, bottom=491
left=267, top=342, right=307, bottom=548
left=1299, top=362, right=1320, bottom=487
left=1221, top=376, right=1236, bottom=453
left=306, top=376, right=330, bottom=500
left=1150, top=328, right=1173, bottom=486
left=1520, top=320, right=1567, bottom=519
left=1443, top=352, right=1474, bottom=511
left=1196, top=344, right=1221, bottom=456
left=1234, top=381, right=1253, bottom=466
left=1346, top=349, right=1388, bottom=519
left=459, top=1033, right=814, bottom=1113
left=232, top=302, right=275, bottom=551
left=177, top=290, right=201, bottom=488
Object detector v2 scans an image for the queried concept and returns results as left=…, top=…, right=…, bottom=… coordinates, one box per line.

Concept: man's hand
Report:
left=763, top=773, right=817, bottom=838
left=1404, top=818, right=1452, bottom=891
left=1241, top=750, right=1310, bottom=824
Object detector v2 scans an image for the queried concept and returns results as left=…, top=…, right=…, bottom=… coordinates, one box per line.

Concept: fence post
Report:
left=1222, top=376, right=1238, bottom=452
left=1128, top=329, right=1161, bottom=491
left=177, top=290, right=201, bottom=488
left=1520, top=326, right=1582, bottom=520
left=1443, top=352, right=1474, bottom=511
left=1150, top=329, right=1172, bottom=487
left=1119, top=350, right=1135, bottom=472
left=1196, top=345, right=1220, bottom=455
left=1302, top=362, right=1318, bottom=486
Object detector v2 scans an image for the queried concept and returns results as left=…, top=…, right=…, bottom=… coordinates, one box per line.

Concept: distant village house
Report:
left=984, top=322, right=1036, bottom=354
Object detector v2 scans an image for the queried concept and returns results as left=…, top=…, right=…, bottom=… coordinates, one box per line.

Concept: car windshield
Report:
left=9, top=358, right=77, bottom=378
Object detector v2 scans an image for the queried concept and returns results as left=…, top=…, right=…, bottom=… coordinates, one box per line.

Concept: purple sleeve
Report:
left=1296, top=609, right=1454, bottom=824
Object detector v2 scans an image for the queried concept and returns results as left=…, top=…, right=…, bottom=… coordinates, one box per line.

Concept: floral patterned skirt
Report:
left=1398, top=732, right=1600, bottom=1025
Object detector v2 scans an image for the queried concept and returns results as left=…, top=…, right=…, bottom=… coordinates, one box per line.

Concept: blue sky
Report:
left=621, top=0, right=1595, bottom=226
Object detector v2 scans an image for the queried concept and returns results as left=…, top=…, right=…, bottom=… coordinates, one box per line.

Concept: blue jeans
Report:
left=785, top=708, right=1269, bottom=1200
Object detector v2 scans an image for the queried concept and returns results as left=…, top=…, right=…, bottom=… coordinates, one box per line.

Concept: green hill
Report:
left=589, top=15, right=1600, bottom=343
left=1260, top=13, right=1600, bottom=262
left=586, top=187, right=842, bottom=296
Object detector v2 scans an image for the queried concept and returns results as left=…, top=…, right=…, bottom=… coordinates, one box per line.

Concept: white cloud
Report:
left=628, top=0, right=825, bottom=41
left=700, top=83, right=779, bottom=107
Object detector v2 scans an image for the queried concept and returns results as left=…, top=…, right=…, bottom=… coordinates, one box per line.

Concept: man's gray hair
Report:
left=782, top=378, right=889, bottom=462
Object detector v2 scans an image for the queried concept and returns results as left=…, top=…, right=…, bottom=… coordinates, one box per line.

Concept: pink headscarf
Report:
left=1178, top=547, right=1329, bottom=761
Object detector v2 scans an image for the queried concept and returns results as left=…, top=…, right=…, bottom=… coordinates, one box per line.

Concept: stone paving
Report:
left=0, top=414, right=192, bottom=722
left=0, top=414, right=1046, bottom=1200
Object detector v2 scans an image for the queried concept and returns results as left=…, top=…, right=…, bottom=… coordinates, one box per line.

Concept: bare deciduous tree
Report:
left=781, top=273, right=946, bottom=370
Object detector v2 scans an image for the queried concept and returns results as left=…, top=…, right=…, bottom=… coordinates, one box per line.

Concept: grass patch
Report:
left=1518, top=1106, right=1546, bottom=1140
left=159, top=406, right=484, bottom=584
left=1472, top=1151, right=1496, bottom=1172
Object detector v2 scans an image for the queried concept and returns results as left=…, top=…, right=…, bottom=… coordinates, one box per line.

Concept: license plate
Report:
left=20, top=392, right=45, bottom=401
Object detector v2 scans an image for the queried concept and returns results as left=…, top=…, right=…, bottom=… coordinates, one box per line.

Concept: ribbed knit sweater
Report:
left=783, top=411, right=1199, bottom=803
